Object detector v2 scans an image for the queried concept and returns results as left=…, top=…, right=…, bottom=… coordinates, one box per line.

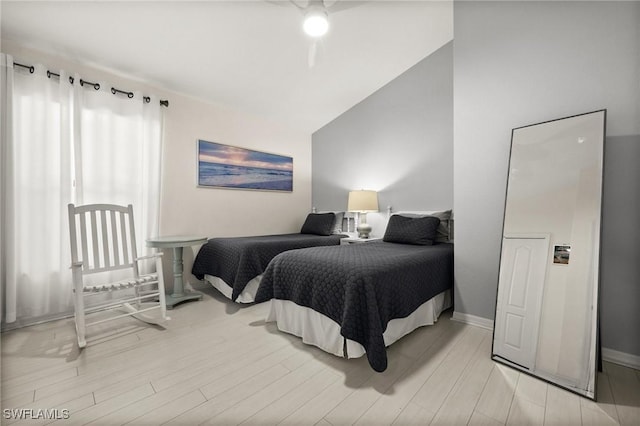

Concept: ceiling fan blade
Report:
left=308, top=40, right=317, bottom=68
left=264, top=0, right=304, bottom=10
left=323, top=0, right=367, bottom=13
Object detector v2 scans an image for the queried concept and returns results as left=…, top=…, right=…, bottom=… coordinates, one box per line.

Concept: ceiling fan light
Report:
left=303, top=10, right=329, bottom=37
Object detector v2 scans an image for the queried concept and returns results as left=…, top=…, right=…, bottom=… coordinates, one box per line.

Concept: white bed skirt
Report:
left=204, top=274, right=261, bottom=304
left=265, top=289, right=452, bottom=359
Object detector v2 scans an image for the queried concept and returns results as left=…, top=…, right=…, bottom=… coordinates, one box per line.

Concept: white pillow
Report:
left=332, top=211, right=345, bottom=234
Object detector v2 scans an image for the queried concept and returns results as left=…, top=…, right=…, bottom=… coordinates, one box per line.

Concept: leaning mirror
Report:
left=492, top=110, right=606, bottom=400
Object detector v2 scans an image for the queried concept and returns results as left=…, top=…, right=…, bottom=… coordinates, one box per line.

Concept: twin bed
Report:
left=192, top=212, right=346, bottom=302
left=192, top=210, right=453, bottom=372
left=192, top=233, right=345, bottom=302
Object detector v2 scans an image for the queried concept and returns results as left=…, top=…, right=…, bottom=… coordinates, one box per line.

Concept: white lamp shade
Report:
left=348, top=190, right=379, bottom=213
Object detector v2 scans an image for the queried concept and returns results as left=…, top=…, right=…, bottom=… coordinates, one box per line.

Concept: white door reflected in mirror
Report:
left=493, top=109, right=606, bottom=400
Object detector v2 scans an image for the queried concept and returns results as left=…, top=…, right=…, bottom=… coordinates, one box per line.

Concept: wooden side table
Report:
left=146, top=235, right=208, bottom=309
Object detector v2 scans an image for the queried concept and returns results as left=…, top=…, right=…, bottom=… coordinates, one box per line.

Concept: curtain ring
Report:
left=81, top=79, right=100, bottom=90
left=111, top=87, right=135, bottom=98
left=13, top=63, right=35, bottom=74
left=80, top=79, right=100, bottom=90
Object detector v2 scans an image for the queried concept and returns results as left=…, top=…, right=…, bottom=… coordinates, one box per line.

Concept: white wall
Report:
left=160, top=89, right=311, bottom=284
left=160, top=95, right=311, bottom=238
left=2, top=40, right=312, bottom=288
left=453, top=1, right=640, bottom=356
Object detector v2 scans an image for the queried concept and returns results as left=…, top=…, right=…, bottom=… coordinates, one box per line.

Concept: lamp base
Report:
left=357, top=223, right=372, bottom=239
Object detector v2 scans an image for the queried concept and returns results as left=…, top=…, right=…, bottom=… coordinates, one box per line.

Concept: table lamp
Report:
left=347, top=190, right=379, bottom=238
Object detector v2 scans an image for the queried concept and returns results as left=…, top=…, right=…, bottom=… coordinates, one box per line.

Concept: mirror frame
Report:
left=491, top=109, right=607, bottom=401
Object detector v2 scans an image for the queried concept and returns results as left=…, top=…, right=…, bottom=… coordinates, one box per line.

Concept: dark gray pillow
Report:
left=383, top=215, right=441, bottom=245
left=300, top=213, right=336, bottom=236
left=399, top=210, right=452, bottom=242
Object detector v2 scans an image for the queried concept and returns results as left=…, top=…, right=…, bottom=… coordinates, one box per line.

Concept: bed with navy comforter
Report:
left=192, top=233, right=346, bottom=301
left=192, top=211, right=346, bottom=302
left=255, top=239, right=454, bottom=372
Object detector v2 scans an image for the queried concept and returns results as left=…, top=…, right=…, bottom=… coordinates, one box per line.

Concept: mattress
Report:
left=265, top=289, right=452, bottom=359
left=204, top=274, right=261, bottom=304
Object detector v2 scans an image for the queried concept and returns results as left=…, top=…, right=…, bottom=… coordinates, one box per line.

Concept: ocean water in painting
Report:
left=198, top=161, right=293, bottom=191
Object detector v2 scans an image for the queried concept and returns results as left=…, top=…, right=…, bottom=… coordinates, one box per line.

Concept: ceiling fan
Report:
left=269, top=0, right=364, bottom=67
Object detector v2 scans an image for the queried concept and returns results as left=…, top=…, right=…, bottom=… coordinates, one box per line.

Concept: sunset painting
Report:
left=197, top=140, right=293, bottom=191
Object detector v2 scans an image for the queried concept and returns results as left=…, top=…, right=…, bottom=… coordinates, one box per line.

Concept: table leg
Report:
left=171, top=247, right=185, bottom=297
left=165, top=246, right=203, bottom=309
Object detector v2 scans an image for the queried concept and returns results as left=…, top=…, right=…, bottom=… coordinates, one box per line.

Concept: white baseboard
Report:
left=450, top=313, right=639, bottom=370
left=602, top=347, right=640, bottom=370
left=451, top=311, right=494, bottom=331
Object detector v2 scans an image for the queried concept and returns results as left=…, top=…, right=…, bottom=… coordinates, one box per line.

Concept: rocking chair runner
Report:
left=68, top=203, right=169, bottom=348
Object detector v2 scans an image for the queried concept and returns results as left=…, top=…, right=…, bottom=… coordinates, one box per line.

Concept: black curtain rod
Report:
left=14, top=61, right=169, bottom=107
left=14, top=62, right=34, bottom=73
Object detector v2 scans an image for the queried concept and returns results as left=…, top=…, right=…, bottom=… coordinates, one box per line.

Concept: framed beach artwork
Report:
left=197, top=139, right=293, bottom=192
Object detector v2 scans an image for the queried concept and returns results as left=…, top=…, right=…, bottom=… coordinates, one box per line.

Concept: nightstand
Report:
left=341, top=236, right=382, bottom=245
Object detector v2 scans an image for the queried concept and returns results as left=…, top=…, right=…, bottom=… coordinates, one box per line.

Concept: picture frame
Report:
left=553, top=245, right=571, bottom=265
left=197, top=139, right=293, bottom=192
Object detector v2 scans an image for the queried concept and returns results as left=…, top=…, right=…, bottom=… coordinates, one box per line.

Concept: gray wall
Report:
left=453, top=1, right=640, bottom=356
left=312, top=41, right=453, bottom=218
left=601, top=135, right=640, bottom=356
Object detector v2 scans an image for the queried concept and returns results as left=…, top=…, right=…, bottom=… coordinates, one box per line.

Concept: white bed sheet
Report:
left=265, top=289, right=452, bottom=359
left=205, top=274, right=261, bottom=304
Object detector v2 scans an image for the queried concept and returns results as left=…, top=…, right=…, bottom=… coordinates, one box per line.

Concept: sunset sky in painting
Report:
left=198, top=140, right=292, bottom=171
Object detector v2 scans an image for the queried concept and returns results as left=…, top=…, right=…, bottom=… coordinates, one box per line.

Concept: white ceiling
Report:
left=1, top=0, right=453, bottom=133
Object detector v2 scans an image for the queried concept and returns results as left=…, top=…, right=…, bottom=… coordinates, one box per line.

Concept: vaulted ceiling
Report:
left=1, top=1, right=453, bottom=133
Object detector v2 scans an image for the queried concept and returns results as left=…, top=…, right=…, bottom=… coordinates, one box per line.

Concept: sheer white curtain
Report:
left=1, top=57, right=75, bottom=324
left=75, top=81, right=163, bottom=255
left=0, top=54, right=163, bottom=328
left=0, top=54, right=13, bottom=323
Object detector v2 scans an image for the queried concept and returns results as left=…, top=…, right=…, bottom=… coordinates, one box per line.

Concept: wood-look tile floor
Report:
left=1, top=284, right=638, bottom=425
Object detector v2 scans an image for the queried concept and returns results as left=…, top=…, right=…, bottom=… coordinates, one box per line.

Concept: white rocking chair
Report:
left=68, top=203, right=169, bottom=348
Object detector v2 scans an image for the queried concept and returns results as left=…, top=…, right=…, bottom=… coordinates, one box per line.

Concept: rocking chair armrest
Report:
left=70, top=261, right=83, bottom=269
left=135, top=253, right=163, bottom=262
